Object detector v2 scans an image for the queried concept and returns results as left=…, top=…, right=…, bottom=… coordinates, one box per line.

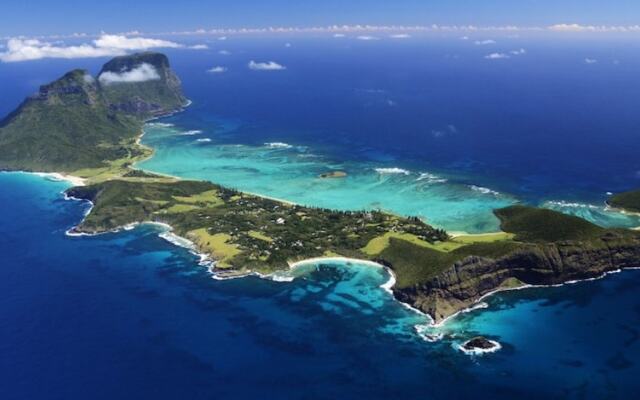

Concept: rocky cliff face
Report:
left=98, top=52, right=186, bottom=118
left=392, top=232, right=640, bottom=323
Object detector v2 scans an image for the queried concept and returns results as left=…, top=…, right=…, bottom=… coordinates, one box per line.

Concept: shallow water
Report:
left=1, top=172, right=639, bottom=399
left=139, top=117, right=640, bottom=232
left=3, top=37, right=640, bottom=398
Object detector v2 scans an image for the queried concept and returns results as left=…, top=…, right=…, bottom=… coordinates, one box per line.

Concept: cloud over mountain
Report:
left=98, top=63, right=161, bottom=84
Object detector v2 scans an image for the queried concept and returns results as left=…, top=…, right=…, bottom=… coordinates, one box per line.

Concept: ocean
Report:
left=1, top=34, right=640, bottom=398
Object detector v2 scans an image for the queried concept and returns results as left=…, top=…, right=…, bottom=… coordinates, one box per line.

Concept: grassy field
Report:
left=362, top=231, right=514, bottom=256
left=188, top=229, right=241, bottom=268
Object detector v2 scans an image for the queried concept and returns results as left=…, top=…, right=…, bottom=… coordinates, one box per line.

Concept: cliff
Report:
left=389, top=207, right=640, bottom=324
left=0, top=52, right=185, bottom=172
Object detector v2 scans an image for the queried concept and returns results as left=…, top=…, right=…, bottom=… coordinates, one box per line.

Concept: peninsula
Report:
left=2, top=52, right=640, bottom=325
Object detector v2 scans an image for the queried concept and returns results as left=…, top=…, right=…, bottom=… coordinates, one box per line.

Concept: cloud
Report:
left=460, top=36, right=469, bottom=40
left=389, top=34, right=411, bottom=39
left=248, top=60, right=286, bottom=71
left=284, top=42, right=292, bottom=47
left=207, top=66, right=227, bottom=73
left=584, top=58, right=598, bottom=64
left=485, top=52, right=510, bottom=59
left=0, top=34, right=184, bottom=62
left=548, top=23, right=640, bottom=32
left=189, top=44, right=208, bottom=50
left=357, top=35, right=379, bottom=41
left=474, top=39, right=496, bottom=45
left=0, top=38, right=124, bottom=62
left=93, top=34, right=181, bottom=50
left=510, top=48, right=526, bottom=55
left=333, top=33, right=346, bottom=38
left=218, top=36, right=227, bottom=41
left=218, top=50, right=231, bottom=55
left=98, top=63, right=160, bottom=85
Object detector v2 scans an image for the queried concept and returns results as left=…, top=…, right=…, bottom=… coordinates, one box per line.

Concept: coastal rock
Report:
left=460, top=336, right=501, bottom=354
left=319, top=171, right=347, bottom=179
left=392, top=233, right=640, bottom=324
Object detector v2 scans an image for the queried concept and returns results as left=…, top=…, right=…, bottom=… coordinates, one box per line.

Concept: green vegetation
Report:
left=188, top=230, right=241, bottom=268
left=608, top=189, right=640, bottom=213
left=362, top=231, right=514, bottom=256
left=494, top=205, right=604, bottom=242
left=5, top=52, right=640, bottom=314
left=66, top=177, right=634, bottom=285
left=0, top=52, right=185, bottom=174
left=378, top=237, right=526, bottom=288
left=67, top=179, right=449, bottom=275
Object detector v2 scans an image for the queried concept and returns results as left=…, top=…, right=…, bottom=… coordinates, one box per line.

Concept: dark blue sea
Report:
left=1, top=35, right=640, bottom=398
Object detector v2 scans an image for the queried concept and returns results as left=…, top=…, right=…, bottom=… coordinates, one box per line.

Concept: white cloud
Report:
left=548, top=23, right=640, bottom=32
left=207, top=66, right=227, bottom=73
left=485, top=52, right=510, bottom=59
left=218, top=36, right=227, bottom=41
left=248, top=60, right=286, bottom=71
left=460, top=36, right=469, bottom=40
left=585, top=58, right=598, bottom=64
left=389, top=34, right=411, bottom=39
left=284, top=42, right=292, bottom=47
left=93, top=34, right=181, bottom=50
left=474, top=39, right=496, bottom=45
left=0, top=34, right=184, bottom=62
left=0, top=38, right=124, bottom=62
left=218, top=50, right=231, bottom=55
left=333, top=33, right=346, bottom=38
left=357, top=35, right=379, bottom=41
left=98, top=63, right=160, bottom=85
left=510, top=48, right=526, bottom=55
left=189, top=44, right=208, bottom=50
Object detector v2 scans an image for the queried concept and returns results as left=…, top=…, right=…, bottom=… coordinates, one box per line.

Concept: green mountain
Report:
left=0, top=52, right=186, bottom=172
left=608, top=189, right=640, bottom=213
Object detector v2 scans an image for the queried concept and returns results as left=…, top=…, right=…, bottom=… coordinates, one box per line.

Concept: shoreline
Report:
left=55, top=168, right=640, bottom=333
left=428, top=267, right=631, bottom=329
left=16, top=102, right=638, bottom=341
left=3, top=171, right=87, bottom=187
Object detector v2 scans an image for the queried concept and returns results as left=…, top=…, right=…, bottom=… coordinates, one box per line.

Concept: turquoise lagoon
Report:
left=138, top=118, right=640, bottom=233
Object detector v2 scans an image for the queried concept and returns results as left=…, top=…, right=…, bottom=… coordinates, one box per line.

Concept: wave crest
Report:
left=264, top=142, right=293, bottom=149
left=375, top=167, right=410, bottom=175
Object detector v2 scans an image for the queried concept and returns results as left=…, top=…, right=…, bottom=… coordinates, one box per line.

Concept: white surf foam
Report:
left=469, top=185, right=500, bottom=196
left=179, top=130, right=203, bottom=136
left=456, top=339, right=502, bottom=355
left=375, top=167, right=410, bottom=175
left=545, top=200, right=599, bottom=209
left=417, top=172, right=447, bottom=184
left=147, top=122, right=174, bottom=128
left=264, top=142, right=293, bottom=149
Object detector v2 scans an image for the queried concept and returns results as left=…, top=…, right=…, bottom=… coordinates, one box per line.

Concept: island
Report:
left=608, top=189, right=640, bottom=214
left=460, top=336, right=501, bottom=354
left=319, top=171, right=347, bottom=179
left=2, top=52, right=640, bottom=326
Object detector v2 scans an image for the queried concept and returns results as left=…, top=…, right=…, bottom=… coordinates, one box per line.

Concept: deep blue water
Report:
left=2, top=35, right=640, bottom=398
left=2, top=37, right=640, bottom=202
left=1, top=172, right=640, bottom=399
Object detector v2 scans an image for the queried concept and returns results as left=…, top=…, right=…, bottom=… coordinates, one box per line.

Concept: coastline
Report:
left=2, top=171, right=87, bottom=187
left=428, top=267, right=630, bottom=329
left=16, top=100, right=639, bottom=341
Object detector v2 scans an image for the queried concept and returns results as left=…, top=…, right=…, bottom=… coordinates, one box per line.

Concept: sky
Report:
left=3, top=0, right=640, bottom=37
